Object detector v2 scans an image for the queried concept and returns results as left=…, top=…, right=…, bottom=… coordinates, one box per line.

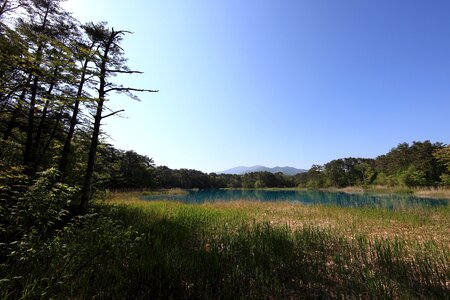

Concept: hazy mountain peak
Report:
left=219, top=166, right=306, bottom=176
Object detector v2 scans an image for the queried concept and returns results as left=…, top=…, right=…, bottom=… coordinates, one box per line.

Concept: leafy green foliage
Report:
left=398, top=165, right=427, bottom=187
left=0, top=204, right=141, bottom=299
left=295, top=141, right=448, bottom=189
left=375, top=141, right=445, bottom=186
left=434, top=146, right=450, bottom=185
left=94, top=145, right=155, bottom=189
left=0, top=167, right=77, bottom=262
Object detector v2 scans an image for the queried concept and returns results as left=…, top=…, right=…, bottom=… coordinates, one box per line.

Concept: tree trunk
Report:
left=23, top=75, right=39, bottom=172
left=78, top=27, right=156, bottom=212
left=34, top=106, right=64, bottom=170
left=79, top=97, right=104, bottom=213
left=22, top=6, right=49, bottom=174
left=59, top=47, right=93, bottom=178
left=32, top=66, right=58, bottom=167
left=79, top=34, right=113, bottom=213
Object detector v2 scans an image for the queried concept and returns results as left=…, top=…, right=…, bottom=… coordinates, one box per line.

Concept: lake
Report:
left=142, top=189, right=449, bottom=209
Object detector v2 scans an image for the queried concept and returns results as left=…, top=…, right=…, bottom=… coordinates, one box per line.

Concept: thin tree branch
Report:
left=0, top=4, right=23, bottom=17
left=101, top=109, right=125, bottom=119
left=112, top=28, right=132, bottom=35
left=105, top=69, right=143, bottom=74
left=104, top=87, right=159, bottom=94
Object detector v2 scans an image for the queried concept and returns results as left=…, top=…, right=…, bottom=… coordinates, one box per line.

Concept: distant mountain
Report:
left=219, top=165, right=306, bottom=176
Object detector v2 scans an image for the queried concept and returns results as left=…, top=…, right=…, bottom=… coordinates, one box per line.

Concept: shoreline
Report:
left=221, top=186, right=450, bottom=199
left=113, top=186, right=450, bottom=200
left=320, top=186, right=450, bottom=199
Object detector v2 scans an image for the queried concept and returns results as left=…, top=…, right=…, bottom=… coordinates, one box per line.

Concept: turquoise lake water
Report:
left=142, top=189, right=449, bottom=209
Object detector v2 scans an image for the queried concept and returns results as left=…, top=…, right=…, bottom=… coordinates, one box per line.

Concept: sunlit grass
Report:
left=414, top=187, right=450, bottom=199
left=3, top=192, right=448, bottom=299
left=99, top=192, right=449, bottom=298
left=108, top=192, right=450, bottom=244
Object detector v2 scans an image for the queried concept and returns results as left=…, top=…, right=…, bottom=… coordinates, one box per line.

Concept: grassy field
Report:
left=2, top=192, right=449, bottom=299
left=105, top=193, right=449, bottom=298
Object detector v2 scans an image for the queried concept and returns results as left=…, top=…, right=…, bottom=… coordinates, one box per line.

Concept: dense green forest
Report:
left=0, top=0, right=157, bottom=208
left=88, top=140, right=450, bottom=190
left=0, top=1, right=158, bottom=296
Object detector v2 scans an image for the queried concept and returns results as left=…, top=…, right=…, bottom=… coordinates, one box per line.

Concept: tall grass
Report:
left=1, top=196, right=449, bottom=299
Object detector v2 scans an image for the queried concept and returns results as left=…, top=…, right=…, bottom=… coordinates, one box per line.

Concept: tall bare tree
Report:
left=79, top=23, right=157, bottom=212
left=58, top=25, right=98, bottom=178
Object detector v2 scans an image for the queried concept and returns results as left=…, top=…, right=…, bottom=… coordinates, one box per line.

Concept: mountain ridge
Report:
left=219, top=165, right=306, bottom=176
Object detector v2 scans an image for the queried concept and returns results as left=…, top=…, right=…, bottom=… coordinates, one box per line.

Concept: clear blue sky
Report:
left=62, top=0, right=450, bottom=173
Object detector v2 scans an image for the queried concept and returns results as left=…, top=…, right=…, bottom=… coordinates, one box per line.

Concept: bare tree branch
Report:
left=101, top=109, right=125, bottom=119
left=105, top=69, right=143, bottom=74
left=104, top=87, right=159, bottom=94
left=0, top=1, right=24, bottom=19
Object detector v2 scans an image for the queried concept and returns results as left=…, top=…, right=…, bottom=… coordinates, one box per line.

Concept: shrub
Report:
left=398, top=166, right=427, bottom=187
left=0, top=167, right=78, bottom=262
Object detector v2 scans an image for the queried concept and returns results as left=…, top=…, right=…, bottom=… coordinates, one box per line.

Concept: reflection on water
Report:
left=142, top=189, right=449, bottom=209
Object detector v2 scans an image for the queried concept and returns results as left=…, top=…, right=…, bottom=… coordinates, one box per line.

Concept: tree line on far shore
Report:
left=94, top=140, right=450, bottom=190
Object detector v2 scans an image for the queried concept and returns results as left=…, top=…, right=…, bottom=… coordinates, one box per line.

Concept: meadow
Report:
left=2, top=191, right=449, bottom=299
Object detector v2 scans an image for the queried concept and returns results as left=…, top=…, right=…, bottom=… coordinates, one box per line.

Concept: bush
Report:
left=0, top=140, right=23, bottom=166
left=0, top=167, right=78, bottom=262
left=374, top=172, right=398, bottom=186
left=439, top=173, right=450, bottom=185
left=398, top=166, right=427, bottom=187
left=0, top=204, right=142, bottom=299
